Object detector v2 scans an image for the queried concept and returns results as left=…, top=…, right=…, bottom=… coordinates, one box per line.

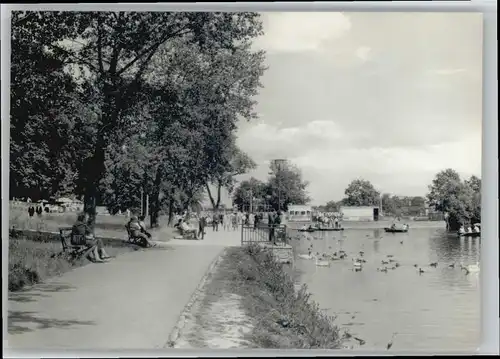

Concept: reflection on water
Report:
left=290, top=228, right=480, bottom=352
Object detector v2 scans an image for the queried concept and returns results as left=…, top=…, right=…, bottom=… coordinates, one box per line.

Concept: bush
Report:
left=229, top=244, right=346, bottom=349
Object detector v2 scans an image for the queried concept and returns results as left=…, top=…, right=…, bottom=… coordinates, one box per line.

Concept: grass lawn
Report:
left=9, top=207, right=176, bottom=240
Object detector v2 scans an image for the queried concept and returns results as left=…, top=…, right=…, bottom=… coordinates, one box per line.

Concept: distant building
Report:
left=287, top=204, right=312, bottom=222
left=340, top=206, right=380, bottom=221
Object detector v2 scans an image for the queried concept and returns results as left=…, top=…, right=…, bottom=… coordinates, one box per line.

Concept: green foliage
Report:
left=265, top=162, right=310, bottom=211
left=232, top=177, right=267, bottom=211
left=426, top=169, right=481, bottom=230
left=232, top=161, right=310, bottom=212
left=232, top=245, right=345, bottom=349
left=342, top=179, right=380, bottom=207
left=381, top=194, right=426, bottom=217
left=10, top=11, right=266, bottom=225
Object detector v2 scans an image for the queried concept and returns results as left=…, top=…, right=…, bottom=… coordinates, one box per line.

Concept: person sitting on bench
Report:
left=127, top=216, right=154, bottom=247
left=179, top=218, right=198, bottom=238
left=138, top=215, right=152, bottom=239
left=72, top=213, right=111, bottom=262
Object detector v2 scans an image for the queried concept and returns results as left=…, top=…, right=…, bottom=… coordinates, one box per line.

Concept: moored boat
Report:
left=298, top=228, right=316, bottom=233
left=317, top=227, right=344, bottom=232
left=384, top=227, right=408, bottom=233
left=458, top=231, right=481, bottom=237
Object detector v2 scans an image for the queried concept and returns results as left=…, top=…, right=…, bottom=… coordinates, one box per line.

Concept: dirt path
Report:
left=7, top=229, right=241, bottom=350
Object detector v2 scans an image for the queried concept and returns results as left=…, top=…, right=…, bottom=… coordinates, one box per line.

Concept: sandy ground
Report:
left=174, top=292, right=253, bottom=349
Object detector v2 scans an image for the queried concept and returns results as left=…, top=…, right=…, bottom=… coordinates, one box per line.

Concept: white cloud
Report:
left=355, top=46, right=372, bottom=62
left=237, top=120, right=481, bottom=203
left=254, top=12, right=352, bottom=53
left=237, top=120, right=349, bottom=160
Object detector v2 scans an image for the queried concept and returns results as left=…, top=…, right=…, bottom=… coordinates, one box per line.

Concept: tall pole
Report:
left=140, top=188, right=144, bottom=216
left=249, top=188, right=253, bottom=213
left=277, top=162, right=281, bottom=212
left=145, top=194, right=149, bottom=218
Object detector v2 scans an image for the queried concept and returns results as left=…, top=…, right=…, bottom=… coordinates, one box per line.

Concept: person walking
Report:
left=212, top=213, right=219, bottom=232
left=198, top=213, right=207, bottom=240
left=268, top=210, right=276, bottom=243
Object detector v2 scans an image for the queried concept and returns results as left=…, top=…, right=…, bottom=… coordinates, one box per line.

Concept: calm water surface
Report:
left=289, top=227, right=480, bottom=352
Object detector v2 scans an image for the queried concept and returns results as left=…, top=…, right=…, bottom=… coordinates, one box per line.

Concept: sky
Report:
left=209, top=12, right=483, bottom=207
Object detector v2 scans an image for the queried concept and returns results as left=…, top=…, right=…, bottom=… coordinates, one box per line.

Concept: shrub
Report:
left=230, top=244, right=346, bottom=349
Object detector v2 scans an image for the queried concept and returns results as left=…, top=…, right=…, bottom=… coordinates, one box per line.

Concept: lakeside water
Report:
left=289, top=226, right=481, bottom=352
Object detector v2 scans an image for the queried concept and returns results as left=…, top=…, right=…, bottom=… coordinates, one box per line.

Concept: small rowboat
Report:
left=298, top=228, right=316, bottom=233
left=317, top=228, right=344, bottom=232
left=384, top=228, right=408, bottom=233
left=458, top=232, right=481, bottom=237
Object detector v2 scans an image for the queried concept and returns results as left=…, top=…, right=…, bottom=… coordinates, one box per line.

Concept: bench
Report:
left=125, top=225, right=149, bottom=247
left=54, top=227, right=96, bottom=261
left=175, top=225, right=198, bottom=240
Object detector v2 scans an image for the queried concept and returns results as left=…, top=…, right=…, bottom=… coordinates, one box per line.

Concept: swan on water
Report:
left=352, top=259, right=363, bottom=268
left=461, top=262, right=480, bottom=273
left=315, top=258, right=330, bottom=267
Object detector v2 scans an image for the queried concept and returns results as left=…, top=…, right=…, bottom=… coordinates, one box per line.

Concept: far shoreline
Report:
left=285, top=220, right=447, bottom=231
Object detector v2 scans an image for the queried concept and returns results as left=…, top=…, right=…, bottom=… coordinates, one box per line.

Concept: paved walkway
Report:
left=7, top=229, right=241, bottom=350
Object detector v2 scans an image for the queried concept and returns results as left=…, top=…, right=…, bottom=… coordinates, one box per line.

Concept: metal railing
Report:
left=241, top=223, right=288, bottom=246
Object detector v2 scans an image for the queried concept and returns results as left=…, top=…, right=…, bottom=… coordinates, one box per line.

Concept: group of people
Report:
left=314, top=213, right=343, bottom=228
left=209, top=211, right=262, bottom=232
left=27, top=205, right=47, bottom=217
left=70, top=212, right=156, bottom=264
left=459, top=223, right=481, bottom=235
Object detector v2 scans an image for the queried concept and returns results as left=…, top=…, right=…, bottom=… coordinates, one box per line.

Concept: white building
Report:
left=287, top=204, right=313, bottom=222
left=340, top=206, right=380, bottom=221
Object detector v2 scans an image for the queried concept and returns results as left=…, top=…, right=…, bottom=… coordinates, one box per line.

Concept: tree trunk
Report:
left=206, top=182, right=217, bottom=210
left=167, top=197, right=175, bottom=226
left=149, top=170, right=163, bottom=228
left=216, top=180, right=222, bottom=209
left=447, top=214, right=461, bottom=231
left=150, top=190, right=160, bottom=229
left=83, top=143, right=106, bottom=228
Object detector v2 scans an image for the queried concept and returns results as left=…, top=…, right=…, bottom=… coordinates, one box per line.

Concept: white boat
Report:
left=298, top=252, right=315, bottom=260
left=315, top=258, right=330, bottom=267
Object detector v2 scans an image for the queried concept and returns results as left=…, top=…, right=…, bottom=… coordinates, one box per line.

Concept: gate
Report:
left=241, top=223, right=288, bottom=246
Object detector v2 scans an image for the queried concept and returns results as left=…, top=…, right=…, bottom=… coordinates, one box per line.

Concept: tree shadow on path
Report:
left=8, top=310, right=96, bottom=335
left=9, top=282, right=77, bottom=303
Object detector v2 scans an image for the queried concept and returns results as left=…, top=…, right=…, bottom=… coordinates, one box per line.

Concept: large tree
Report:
left=232, top=177, right=266, bottom=212
left=265, top=161, right=310, bottom=211
left=10, top=12, right=84, bottom=201
left=426, top=169, right=480, bottom=230
left=12, top=11, right=265, bottom=224
left=343, top=179, right=380, bottom=207
left=206, top=145, right=256, bottom=211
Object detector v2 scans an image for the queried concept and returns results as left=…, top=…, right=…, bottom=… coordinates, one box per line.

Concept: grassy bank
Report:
left=9, top=208, right=176, bottom=240
left=8, top=234, right=144, bottom=292
left=174, top=244, right=349, bottom=349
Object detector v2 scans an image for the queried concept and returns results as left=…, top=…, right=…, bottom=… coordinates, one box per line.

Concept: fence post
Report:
left=241, top=222, right=244, bottom=246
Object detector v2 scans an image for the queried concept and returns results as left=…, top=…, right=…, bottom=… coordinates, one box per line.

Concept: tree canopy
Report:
left=10, top=11, right=265, bottom=226
left=426, top=169, right=481, bottom=230
left=232, top=160, right=310, bottom=212
left=342, top=179, right=380, bottom=207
